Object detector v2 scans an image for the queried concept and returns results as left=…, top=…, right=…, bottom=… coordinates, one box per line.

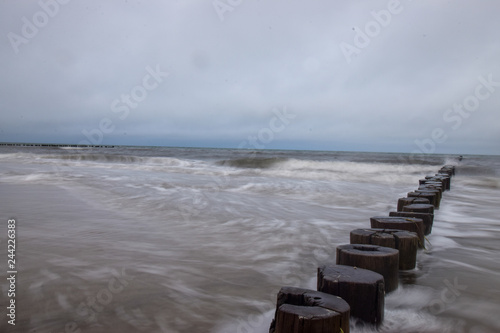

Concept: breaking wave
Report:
left=216, top=157, right=287, bottom=169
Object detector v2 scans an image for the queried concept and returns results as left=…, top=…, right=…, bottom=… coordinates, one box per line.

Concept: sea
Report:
left=0, top=145, right=499, bottom=333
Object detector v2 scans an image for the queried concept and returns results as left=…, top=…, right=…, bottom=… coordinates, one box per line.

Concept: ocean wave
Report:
left=212, top=157, right=441, bottom=186
left=43, top=153, right=193, bottom=167
left=271, top=159, right=435, bottom=182
left=216, top=157, right=288, bottom=169
left=460, top=176, right=500, bottom=189
left=218, top=156, right=431, bottom=171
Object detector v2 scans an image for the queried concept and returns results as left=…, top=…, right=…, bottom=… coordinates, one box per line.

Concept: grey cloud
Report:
left=0, top=0, right=499, bottom=154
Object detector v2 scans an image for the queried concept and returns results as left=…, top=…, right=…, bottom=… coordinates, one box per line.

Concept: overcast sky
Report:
left=1, top=0, right=499, bottom=154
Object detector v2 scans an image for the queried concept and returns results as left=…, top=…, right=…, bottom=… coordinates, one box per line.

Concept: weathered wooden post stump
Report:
left=408, top=191, right=439, bottom=208
left=419, top=185, right=444, bottom=200
left=318, top=265, right=384, bottom=325
left=274, top=305, right=339, bottom=333
left=421, top=180, right=444, bottom=189
left=425, top=174, right=451, bottom=191
left=437, top=167, right=455, bottom=189
left=397, top=197, right=430, bottom=211
left=439, top=165, right=455, bottom=176
left=370, top=216, right=425, bottom=248
left=389, top=211, right=434, bottom=235
left=269, top=287, right=350, bottom=333
left=415, top=188, right=442, bottom=206
left=350, top=228, right=419, bottom=270
left=435, top=174, right=451, bottom=190
left=402, top=203, right=435, bottom=215
left=419, top=183, right=443, bottom=196
left=336, top=244, right=399, bottom=292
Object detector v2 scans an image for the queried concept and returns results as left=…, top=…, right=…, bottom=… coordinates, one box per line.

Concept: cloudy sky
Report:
left=1, top=0, right=499, bottom=154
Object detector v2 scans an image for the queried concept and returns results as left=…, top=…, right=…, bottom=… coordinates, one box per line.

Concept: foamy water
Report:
left=0, top=146, right=499, bottom=332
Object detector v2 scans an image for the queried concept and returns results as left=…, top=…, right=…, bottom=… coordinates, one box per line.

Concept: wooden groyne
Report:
left=269, top=165, right=455, bottom=332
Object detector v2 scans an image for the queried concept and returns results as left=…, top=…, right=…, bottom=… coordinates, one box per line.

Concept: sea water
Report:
left=0, top=146, right=499, bottom=332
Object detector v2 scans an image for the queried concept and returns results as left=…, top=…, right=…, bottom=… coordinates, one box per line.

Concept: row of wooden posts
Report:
left=268, top=165, right=456, bottom=333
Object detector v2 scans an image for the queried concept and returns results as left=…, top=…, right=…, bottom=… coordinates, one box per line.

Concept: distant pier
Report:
left=0, top=142, right=115, bottom=148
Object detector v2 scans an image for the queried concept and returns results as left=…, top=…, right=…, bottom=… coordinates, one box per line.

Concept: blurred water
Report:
left=0, top=146, right=499, bottom=332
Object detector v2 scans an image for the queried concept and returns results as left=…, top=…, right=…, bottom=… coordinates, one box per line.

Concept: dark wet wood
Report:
left=397, top=197, right=430, bottom=211
left=389, top=211, right=434, bottom=235
left=402, top=203, right=435, bottom=214
left=336, top=244, right=399, bottom=292
left=350, top=228, right=419, bottom=270
left=269, top=287, right=350, bottom=333
left=408, top=191, right=439, bottom=208
left=318, top=265, right=384, bottom=326
left=274, top=304, right=339, bottom=333
left=370, top=216, right=425, bottom=248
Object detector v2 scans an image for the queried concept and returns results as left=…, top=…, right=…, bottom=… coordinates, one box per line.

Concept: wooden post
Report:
left=408, top=191, right=439, bottom=208
left=439, top=165, right=455, bottom=176
left=415, top=188, right=442, bottom=206
left=419, top=184, right=443, bottom=196
left=350, top=228, right=419, bottom=270
left=318, top=265, right=384, bottom=326
left=389, top=211, right=434, bottom=235
left=397, top=197, right=430, bottom=211
left=402, top=203, right=435, bottom=215
left=274, top=305, right=340, bottom=333
left=336, top=244, right=399, bottom=292
left=437, top=174, right=452, bottom=189
left=421, top=180, right=444, bottom=189
left=370, top=216, right=425, bottom=248
left=269, top=287, right=350, bottom=333
left=434, top=174, right=451, bottom=190
left=418, top=185, right=444, bottom=201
